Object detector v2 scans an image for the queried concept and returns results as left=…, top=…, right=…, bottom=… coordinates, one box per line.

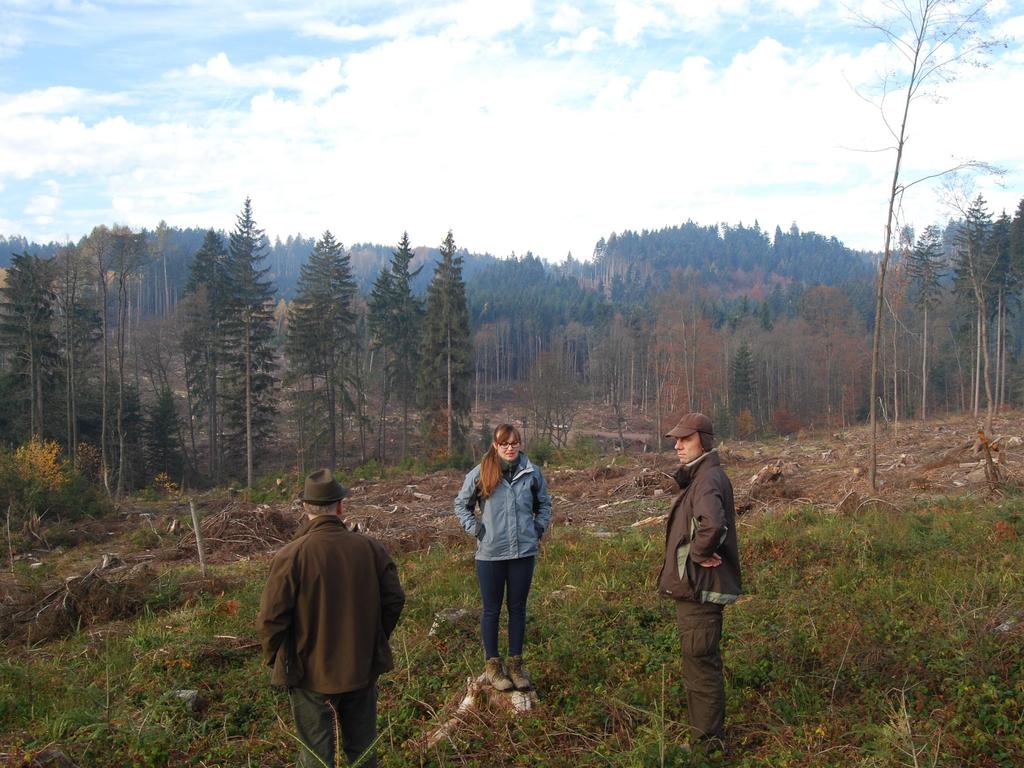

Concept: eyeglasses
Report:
left=496, top=441, right=521, bottom=448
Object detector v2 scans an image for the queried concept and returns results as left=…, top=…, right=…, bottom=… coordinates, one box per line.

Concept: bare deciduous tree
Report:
left=857, top=0, right=998, bottom=490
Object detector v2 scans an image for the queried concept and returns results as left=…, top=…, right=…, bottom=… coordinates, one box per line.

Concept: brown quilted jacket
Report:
left=657, top=451, right=742, bottom=604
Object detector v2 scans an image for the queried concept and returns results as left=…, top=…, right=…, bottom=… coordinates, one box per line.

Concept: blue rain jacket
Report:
left=454, top=453, right=552, bottom=561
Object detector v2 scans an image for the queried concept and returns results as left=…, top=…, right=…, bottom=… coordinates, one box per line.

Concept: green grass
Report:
left=1, top=496, right=1022, bottom=766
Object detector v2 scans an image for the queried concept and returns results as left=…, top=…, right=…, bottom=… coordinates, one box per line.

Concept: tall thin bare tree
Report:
left=858, top=0, right=996, bottom=490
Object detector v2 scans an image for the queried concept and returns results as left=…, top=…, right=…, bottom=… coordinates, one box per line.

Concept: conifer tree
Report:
left=55, top=246, right=78, bottom=454
left=181, top=229, right=229, bottom=482
left=953, top=195, right=996, bottom=431
left=419, top=230, right=472, bottom=456
left=222, top=198, right=278, bottom=488
left=906, top=225, right=945, bottom=419
left=0, top=251, right=59, bottom=439
left=988, top=211, right=1018, bottom=411
left=368, top=231, right=423, bottom=461
left=729, top=341, right=756, bottom=435
left=368, top=266, right=394, bottom=461
left=145, top=386, right=184, bottom=482
left=285, top=230, right=354, bottom=470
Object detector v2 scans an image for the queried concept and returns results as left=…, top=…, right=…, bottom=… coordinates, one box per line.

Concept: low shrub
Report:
left=0, top=437, right=108, bottom=531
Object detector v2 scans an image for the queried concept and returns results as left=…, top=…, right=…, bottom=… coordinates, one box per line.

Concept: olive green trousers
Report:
left=288, top=684, right=378, bottom=767
left=675, top=600, right=725, bottom=740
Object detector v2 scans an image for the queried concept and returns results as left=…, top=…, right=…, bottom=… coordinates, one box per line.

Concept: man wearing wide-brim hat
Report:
left=656, top=413, right=742, bottom=750
left=257, top=469, right=405, bottom=767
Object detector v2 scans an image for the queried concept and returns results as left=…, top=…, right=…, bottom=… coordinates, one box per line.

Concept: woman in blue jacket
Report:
left=454, top=423, right=551, bottom=691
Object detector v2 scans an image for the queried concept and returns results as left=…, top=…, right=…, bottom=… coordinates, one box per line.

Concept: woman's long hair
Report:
left=478, top=423, right=522, bottom=499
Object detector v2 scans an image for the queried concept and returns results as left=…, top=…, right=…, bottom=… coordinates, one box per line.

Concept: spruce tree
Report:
left=145, top=386, right=184, bottom=482
left=181, top=229, right=229, bottom=482
left=906, top=225, right=945, bottom=419
left=419, top=230, right=472, bottom=456
left=368, top=231, right=423, bottom=461
left=953, top=195, right=996, bottom=430
left=111, top=227, right=146, bottom=499
left=284, top=230, right=355, bottom=470
left=222, top=198, right=278, bottom=488
left=729, top=341, right=755, bottom=436
left=368, top=265, right=395, bottom=462
left=0, top=251, right=59, bottom=439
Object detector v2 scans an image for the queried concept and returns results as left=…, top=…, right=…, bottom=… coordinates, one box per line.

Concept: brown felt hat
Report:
left=665, top=412, right=714, bottom=439
left=299, top=468, right=348, bottom=505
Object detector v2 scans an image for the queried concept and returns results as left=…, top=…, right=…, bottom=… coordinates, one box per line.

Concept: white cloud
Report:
left=994, top=13, right=1024, bottom=45
left=661, top=0, right=749, bottom=29
left=449, top=0, right=534, bottom=40
left=184, top=53, right=344, bottom=101
left=0, top=28, right=24, bottom=58
left=26, top=185, right=60, bottom=218
left=0, top=86, right=89, bottom=117
left=551, top=26, right=606, bottom=53
left=300, top=0, right=534, bottom=44
left=1, top=1, right=1022, bottom=261
left=764, top=0, right=820, bottom=16
left=550, top=3, right=585, bottom=33
left=301, top=16, right=415, bottom=43
left=613, top=1, right=666, bottom=46
left=53, top=0, right=100, bottom=12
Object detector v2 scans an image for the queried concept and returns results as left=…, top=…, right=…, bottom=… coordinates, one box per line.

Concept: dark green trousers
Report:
left=675, top=600, right=725, bottom=740
left=288, top=684, right=378, bottom=767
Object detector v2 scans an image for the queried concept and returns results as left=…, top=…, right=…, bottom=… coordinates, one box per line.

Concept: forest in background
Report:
left=0, top=192, right=1022, bottom=505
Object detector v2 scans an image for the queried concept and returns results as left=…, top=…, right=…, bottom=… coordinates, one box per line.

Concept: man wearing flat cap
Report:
left=258, top=468, right=405, bottom=767
left=657, top=413, right=741, bottom=747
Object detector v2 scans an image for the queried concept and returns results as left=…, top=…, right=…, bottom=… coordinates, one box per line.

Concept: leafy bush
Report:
left=554, top=435, right=602, bottom=466
left=770, top=408, right=802, bottom=435
left=526, top=439, right=555, bottom=465
left=0, top=438, right=108, bottom=527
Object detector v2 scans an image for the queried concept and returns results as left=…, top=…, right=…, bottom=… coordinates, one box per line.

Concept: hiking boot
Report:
left=507, top=655, right=533, bottom=691
left=483, top=657, right=514, bottom=691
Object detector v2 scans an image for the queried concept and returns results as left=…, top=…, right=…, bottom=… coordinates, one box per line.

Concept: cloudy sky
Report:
left=1, top=0, right=1022, bottom=261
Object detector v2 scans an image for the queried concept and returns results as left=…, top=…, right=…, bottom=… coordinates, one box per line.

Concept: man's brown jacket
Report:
left=257, top=514, right=405, bottom=694
left=657, top=450, right=742, bottom=604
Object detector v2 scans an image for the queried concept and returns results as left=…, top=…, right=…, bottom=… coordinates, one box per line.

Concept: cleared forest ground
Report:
left=1, top=413, right=1022, bottom=766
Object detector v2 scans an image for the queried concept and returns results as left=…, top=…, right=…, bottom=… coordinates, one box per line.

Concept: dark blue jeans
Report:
left=476, top=556, right=536, bottom=659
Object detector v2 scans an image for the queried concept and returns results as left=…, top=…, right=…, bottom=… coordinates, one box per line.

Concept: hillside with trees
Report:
left=0, top=194, right=1022, bottom=499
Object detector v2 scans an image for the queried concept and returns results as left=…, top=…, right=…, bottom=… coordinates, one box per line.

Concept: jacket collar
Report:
left=295, top=512, right=346, bottom=539
left=511, top=454, right=535, bottom=483
left=673, top=448, right=719, bottom=489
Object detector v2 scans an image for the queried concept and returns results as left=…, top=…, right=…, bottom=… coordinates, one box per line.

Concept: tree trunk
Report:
left=99, top=267, right=111, bottom=497
left=973, top=308, right=981, bottom=418
left=976, top=289, right=994, bottom=435
left=868, top=4, right=930, bottom=490
left=162, top=252, right=171, bottom=319
left=116, top=275, right=128, bottom=499
left=995, top=291, right=1004, bottom=412
left=949, top=326, right=965, bottom=413
left=327, top=374, right=337, bottom=471
left=401, top=394, right=409, bottom=462
left=447, top=325, right=453, bottom=457
left=183, top=354, right=198, bottom=473
left=379, top=347, right=389, bottom=464
left=207, top=351, right=218, bottom=482
left=892, top=312, right=899, bottom=436
left=245, top=320, right=253, bottom=490
left=920, top=305, right=928, bottom=420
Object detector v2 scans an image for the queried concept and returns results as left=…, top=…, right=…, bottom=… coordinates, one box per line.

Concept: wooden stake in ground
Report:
left=6, top=503, right=13, bottom=574
left=189, top=499, right=208, bottom=577
left=976, top=430, right=1002, bottom=488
